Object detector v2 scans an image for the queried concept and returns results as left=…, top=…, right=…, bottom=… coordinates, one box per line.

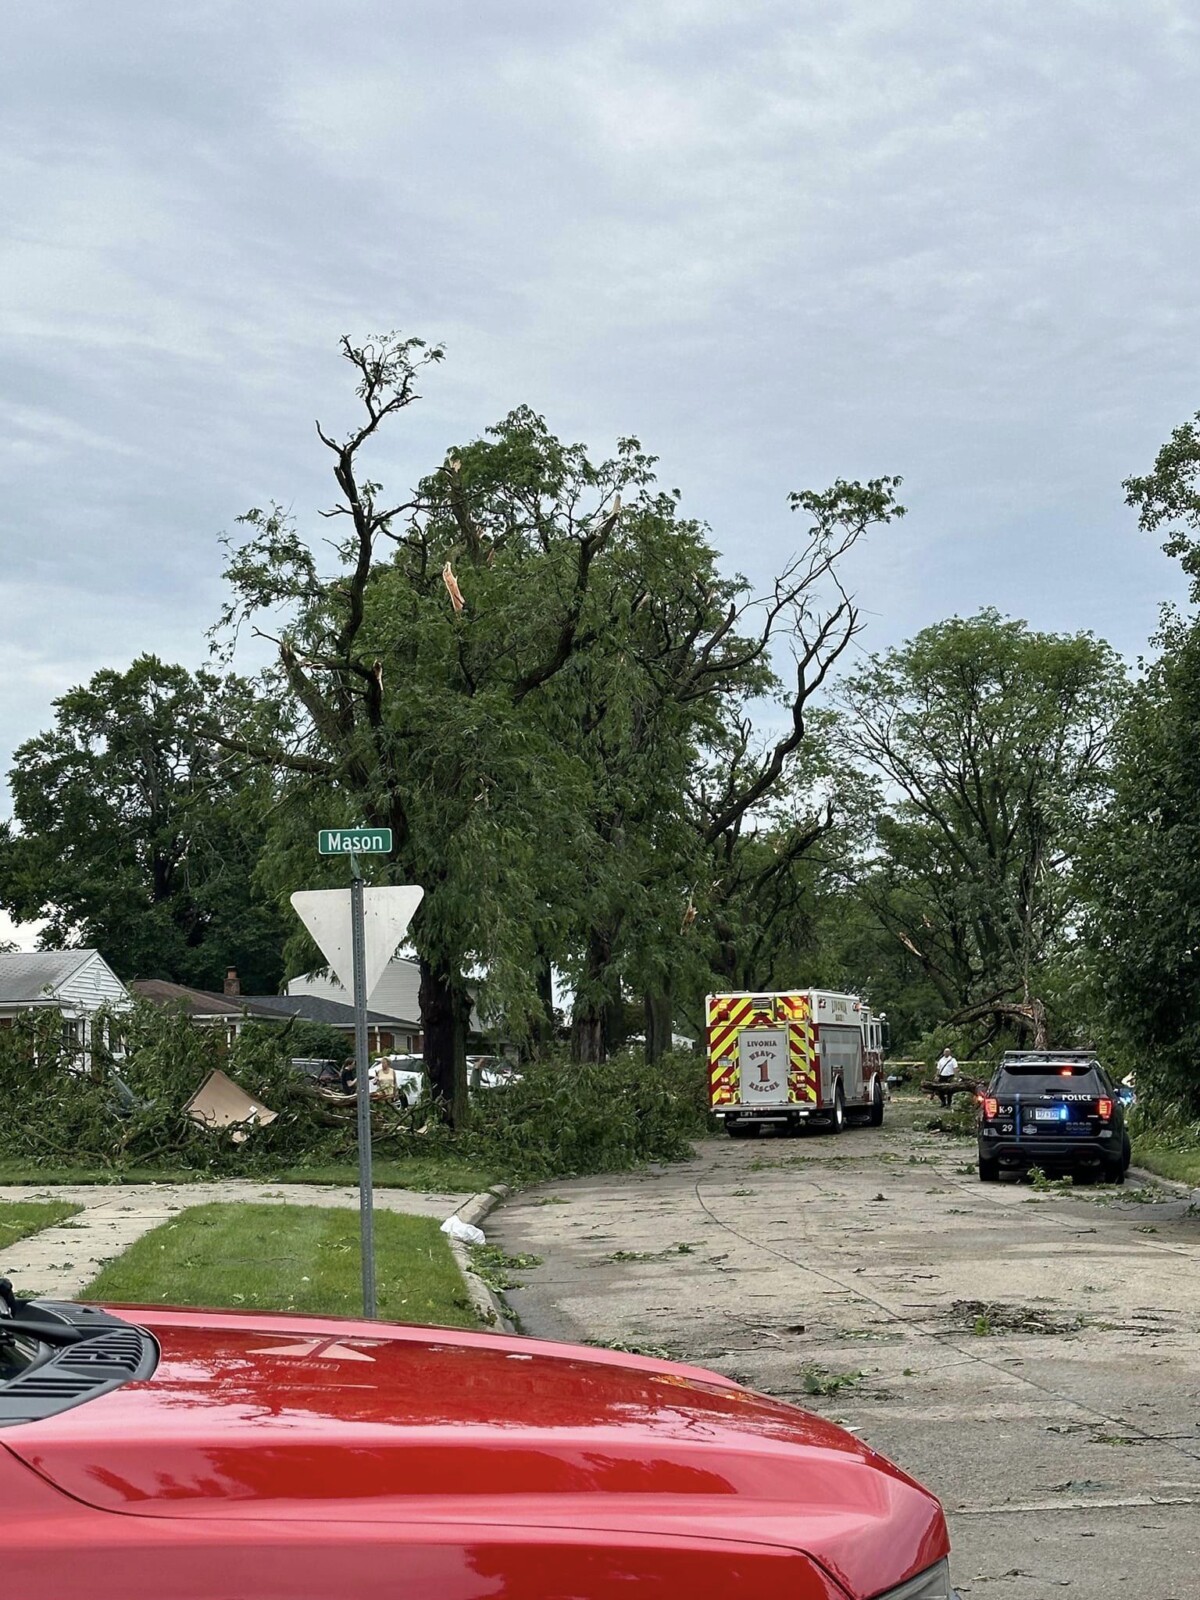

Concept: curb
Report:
left=1127, top=1165, right=1200, bottom=1201
left=446, top=1184, right=515, bottom=1332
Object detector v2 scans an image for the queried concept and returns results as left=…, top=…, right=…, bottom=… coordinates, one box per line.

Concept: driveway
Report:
left=0, top=1179, right=473, bottom=1300
left=492, top=1101, right=1200, bottom=1599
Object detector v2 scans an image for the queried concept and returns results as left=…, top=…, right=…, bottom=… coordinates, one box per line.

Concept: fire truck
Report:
left=706, top=988, right=887, bottom=1137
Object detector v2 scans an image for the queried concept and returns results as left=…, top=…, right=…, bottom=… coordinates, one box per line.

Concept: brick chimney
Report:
left=224, top=967, right=240, bottom=997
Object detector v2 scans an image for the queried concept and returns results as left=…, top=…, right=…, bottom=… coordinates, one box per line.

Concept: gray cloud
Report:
left=2, top=0, right=1197, bottom=802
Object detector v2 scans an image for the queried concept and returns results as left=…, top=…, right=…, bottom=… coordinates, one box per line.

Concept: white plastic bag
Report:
left=441, top=1215, right=486, bottom=1246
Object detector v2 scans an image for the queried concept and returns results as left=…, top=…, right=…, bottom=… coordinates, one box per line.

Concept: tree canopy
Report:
left=0, top=656, right=287, bottom=992
left=1080, top=414, right=1200, bottom=1112
left=18, top=338, right=1200, bottom=1120
left=834, top=610, right=1126, bottom=1047
left=206, top=333, right=901, bottom=1119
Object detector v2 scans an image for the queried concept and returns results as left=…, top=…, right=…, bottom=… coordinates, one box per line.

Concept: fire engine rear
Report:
left=706, top=989, right=886, bottom=1138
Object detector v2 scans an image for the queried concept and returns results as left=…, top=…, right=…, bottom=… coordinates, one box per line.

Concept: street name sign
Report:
left=318, top=827, right=393, bottom=855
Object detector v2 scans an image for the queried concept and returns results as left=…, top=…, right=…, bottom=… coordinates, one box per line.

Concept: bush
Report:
left=0, top=1007, right=710, bottom=1183
left=455, top=1048, right=712, bottom=1180
left=0, top=1005, right=359, bottom=1175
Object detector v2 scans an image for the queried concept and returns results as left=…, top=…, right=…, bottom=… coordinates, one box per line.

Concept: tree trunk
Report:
left=644, top=989, right=673, bottom=1063
left=420, top=954, right=470, bottom=1130
left=712, top=916, right=739, bottom=986
left=530, top=947, right=557, bottom=1056
left=571, top=928, right=613, bottom=1063
left=603, top=991, right=626, bottom=1055
left=571, top=1012, right=605, bottom=1064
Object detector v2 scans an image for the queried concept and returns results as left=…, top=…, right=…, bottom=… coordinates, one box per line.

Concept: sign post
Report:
left=291, top=833, right=421, bottom=1320
left=348, top=852, right=375, bottom=1317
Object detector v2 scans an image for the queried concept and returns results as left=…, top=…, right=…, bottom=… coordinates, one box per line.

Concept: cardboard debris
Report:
left=184, top=1069, right=277, bottom=1133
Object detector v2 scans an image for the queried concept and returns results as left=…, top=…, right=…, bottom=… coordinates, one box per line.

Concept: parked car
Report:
left=467, top=1054, right=522, bottom=1092
left=289, top=1056, right=341, bottom=1087
left=0, top=1290, right=960, bottom=1598
left=369, top=1053, right=426, bottom=1105
left=977, top=1050, right=1131, bottom=1183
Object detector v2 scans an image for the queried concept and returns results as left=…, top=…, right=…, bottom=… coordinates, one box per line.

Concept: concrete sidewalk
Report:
left=0, top=1180, right=473, bottom=1299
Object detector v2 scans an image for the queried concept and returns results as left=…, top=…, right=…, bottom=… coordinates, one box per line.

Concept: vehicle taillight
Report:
left=984, top=1097, right=999, bottom=1119
left=1096, top=1098, right=1113, bottom=1120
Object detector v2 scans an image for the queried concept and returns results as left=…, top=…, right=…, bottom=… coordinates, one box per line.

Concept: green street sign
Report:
left=318, top=827, right=393, bottom=856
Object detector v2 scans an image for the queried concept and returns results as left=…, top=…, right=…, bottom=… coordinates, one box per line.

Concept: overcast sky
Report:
left=3, top=2, right=1199, bottom=941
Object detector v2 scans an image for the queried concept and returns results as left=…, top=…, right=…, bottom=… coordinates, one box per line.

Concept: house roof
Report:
left=288, top=957, right=486, bottom=1033
left=131, top=980, right=248, bottom=1019
left=0, top=950, right=96, bottom=1004
left=131, top=980, right=412, bottom=1032
left=240, top=994, right=412, bottom=1031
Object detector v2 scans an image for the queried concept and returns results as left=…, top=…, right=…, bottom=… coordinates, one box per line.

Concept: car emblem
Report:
left=250, top=1337, right=378, bottom=1362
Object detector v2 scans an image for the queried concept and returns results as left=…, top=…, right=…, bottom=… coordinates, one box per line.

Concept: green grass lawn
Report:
left=0, top=1156, right=500, bottom=1193
left=270, top=1157, right=501, bottom=1193
left=0, top=1199, right=82, bottom=1249
left=83, top=1202, right=479, bottom=1327
left=1131, top=1137, right=1200, bottom=1188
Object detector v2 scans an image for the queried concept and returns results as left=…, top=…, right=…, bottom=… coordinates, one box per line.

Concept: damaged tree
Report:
left=212, top=337, right=634, bottom=1126
left=551, top=478, right=905, bottom=1060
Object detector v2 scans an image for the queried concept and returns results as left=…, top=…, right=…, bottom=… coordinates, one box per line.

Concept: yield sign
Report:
left=290, top=885, right=423, bottom=1000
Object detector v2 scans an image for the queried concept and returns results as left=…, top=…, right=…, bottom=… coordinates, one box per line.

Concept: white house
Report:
left=287, top=956, right=424, bottom=1053
left=0, top=950, right=130, bottom=1057
left=289, top=956, right=499, bottom=1047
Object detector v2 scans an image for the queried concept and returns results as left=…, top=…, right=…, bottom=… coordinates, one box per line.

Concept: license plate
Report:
left=1035, top=1106, right=1069, bottom=1122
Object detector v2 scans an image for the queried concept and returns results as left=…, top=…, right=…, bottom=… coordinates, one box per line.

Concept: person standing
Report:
left=935, top=1046, right=958, bottom=1107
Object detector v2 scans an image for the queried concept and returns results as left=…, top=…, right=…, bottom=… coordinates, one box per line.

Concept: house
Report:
left=0, top=950, right=130, bottom=1059
left=238, top=993, right=420, bottom=1055
left=129, top=980, right=250, bottom=1046
left=131, top=972, right=418, bottom=1055
left=287, top=956, right=425, bottom=1042
left=287, top=955, right=497, bottom=1050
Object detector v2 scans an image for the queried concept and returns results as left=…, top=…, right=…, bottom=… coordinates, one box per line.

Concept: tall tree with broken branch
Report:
left=682, top=482, right=905, bottom=1018
left=213, top=337, right=664, bottom=1125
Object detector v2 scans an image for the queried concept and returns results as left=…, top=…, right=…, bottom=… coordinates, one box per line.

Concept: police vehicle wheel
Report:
left=1121, top=1132, right=1132, bottom=1171
left=978, top=1156, right=1000, bottom=1182
left=868, top=1079, right=885, bottom=1127
left=1106, top=1158, right=1126, bottom=1185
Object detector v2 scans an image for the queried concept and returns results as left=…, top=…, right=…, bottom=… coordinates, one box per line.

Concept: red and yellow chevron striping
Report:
left=788, top=1018, right=818, bottom=1103
left=708, top=992, right=823, bottom=1109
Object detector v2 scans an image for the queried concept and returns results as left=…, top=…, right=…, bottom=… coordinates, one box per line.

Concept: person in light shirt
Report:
left=935, top=1046, right=958, bottom=1106
left=371, top=1059, right=398, bottom=1100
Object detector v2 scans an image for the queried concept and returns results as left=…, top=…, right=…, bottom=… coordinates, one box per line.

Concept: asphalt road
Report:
left=492, top=1099, right=1200, bottom=1599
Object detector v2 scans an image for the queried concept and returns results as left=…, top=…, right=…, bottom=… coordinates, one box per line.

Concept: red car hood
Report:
left=4, top=1308, right=947, bottom=1598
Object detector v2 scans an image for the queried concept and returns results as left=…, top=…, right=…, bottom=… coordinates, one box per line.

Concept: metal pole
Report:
left=349, top=852, right=376, bottom=1318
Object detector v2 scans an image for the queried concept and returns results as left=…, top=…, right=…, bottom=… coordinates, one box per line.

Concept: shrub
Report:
left=0, top=1007, right=709, bottom=1183
left=455, top=1048, right=712, bottom=1180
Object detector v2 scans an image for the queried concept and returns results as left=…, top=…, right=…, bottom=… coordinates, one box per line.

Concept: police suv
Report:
left=977, top=1051, right=1131, bottom=1184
